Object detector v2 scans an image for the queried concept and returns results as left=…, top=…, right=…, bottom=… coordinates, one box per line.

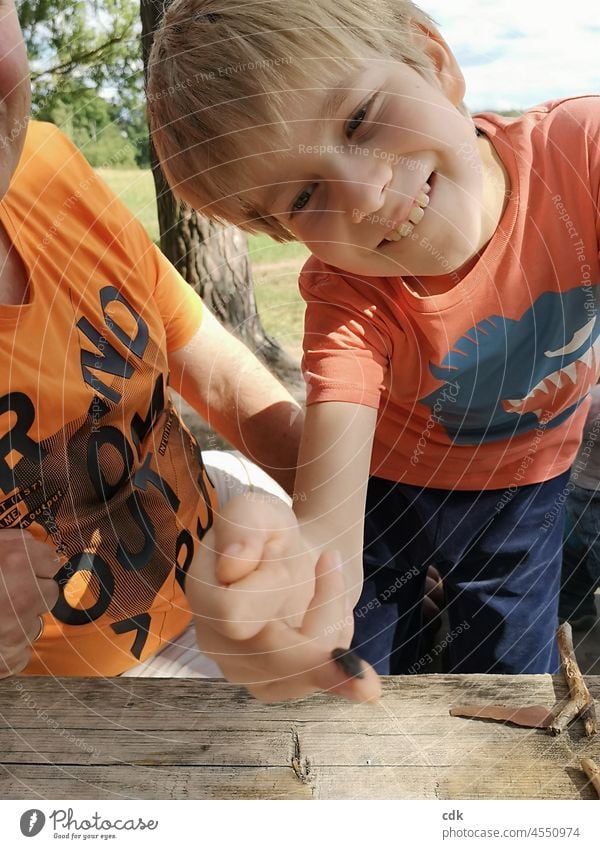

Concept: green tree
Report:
left=17, top=0, right=148, bottom=166
left=140, top=0, right=302, bottom=393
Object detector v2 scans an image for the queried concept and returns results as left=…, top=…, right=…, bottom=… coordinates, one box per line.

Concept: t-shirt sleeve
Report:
left=147, top=243, right=204, bottom=352
left=21, top=123, right=205, bottom=353
left=573, top=96, right=600, bottom=261
left=299, top=264, right=391, bottom=409
left=553, top=97, right=600, bottom=260
left=100, top=190, right=204, bottom=353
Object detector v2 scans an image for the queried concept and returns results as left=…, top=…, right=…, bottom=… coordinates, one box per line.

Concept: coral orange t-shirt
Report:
left=301, top=97, right=600, bottom=489
left=0, top=122, right=218, bottom=675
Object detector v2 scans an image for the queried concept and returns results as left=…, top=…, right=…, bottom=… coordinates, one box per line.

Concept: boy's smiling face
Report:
left=247, top=37, right=508, bottom=279
left=0, top=0, right=30, bottom=201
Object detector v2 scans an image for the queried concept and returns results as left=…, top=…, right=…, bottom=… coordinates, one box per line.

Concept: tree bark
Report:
left=140, top=0, right=302, bottom=392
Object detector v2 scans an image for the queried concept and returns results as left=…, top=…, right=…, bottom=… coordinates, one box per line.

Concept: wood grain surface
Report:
left=1, top=675, right=599, bottom=800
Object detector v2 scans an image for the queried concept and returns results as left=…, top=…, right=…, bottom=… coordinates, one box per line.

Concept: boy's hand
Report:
left=0, top=529, right=60, bottom=677
left=185, top=495, right=381, bottom=702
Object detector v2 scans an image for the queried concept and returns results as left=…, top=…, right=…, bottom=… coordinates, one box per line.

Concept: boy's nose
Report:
left=332, top=157, right=393, bottom=223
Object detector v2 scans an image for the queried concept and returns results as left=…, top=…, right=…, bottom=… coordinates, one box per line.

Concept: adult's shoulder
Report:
left=16, top=120, right=86, bottom=177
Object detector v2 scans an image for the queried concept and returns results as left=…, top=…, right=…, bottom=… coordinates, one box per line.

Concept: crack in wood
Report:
left=291, top=728, right=313, bottom=785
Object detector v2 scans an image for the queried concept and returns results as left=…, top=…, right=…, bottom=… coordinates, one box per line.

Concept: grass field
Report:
left=96, top=168, right=308, bottom=353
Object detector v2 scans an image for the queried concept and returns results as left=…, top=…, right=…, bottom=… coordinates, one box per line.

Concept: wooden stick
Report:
left=580, top=758, right=600, bottom=799
left=548, top=623, right=597, bottom=736
left=581, top=704, right=598, bottom=738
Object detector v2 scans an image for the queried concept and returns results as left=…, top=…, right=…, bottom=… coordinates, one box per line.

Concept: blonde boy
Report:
left=148, top=1, right=600, bottom=700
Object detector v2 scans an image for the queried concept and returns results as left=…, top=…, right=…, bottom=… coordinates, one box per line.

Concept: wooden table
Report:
left=1, top=675, right=599, bottom=799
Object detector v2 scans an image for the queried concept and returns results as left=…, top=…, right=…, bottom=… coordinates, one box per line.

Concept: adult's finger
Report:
left=0, top=647, right=32, bottom=679
left=212, top=495, right=298, bottom=585
left=0, top=529, right=61, bottom=579
left=38, top=576, right=59, bottom=611
left=237, top=617, right=382, bottom=703
left=191, top=542, right=313, bottom=642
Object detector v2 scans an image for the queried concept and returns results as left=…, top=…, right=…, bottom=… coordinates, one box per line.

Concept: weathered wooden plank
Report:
left=0, top=765, right=314, bottom=800
left=1, top=675, right=598, bottom=800
left=313, top=765, right=599, bottom=800
left=0, top=729, right=294, bottom=767
left=1, top=762, right=595, bottom=800
left=2, top=723, right=595, bottom=769
left=1, top=674, right=587, bottom=730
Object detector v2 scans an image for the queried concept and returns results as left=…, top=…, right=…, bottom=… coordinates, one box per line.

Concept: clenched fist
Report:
left=0, top=529, right=60, bottom=677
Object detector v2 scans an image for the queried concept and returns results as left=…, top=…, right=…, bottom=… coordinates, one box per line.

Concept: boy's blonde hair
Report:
left=148, top=0, right=439, bottom=242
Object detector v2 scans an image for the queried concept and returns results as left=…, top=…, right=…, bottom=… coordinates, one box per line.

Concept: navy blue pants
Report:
left=350, top=471, right=570, bottom=675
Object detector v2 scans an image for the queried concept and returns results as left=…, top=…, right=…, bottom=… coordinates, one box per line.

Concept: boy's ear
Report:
left=409, top=22, right=466, bottom=106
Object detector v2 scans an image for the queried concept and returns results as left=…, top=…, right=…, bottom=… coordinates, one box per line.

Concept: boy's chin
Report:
left=316, top=242, right=475, bottom=279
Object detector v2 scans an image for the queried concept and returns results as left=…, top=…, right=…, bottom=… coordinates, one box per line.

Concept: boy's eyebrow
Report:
left=317, top=68, right=368, bottom=120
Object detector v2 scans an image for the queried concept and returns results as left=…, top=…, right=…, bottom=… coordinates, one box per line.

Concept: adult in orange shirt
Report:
left=0, top=0, right=303, bottom=678
left=0, top=0, right=378, bottom=702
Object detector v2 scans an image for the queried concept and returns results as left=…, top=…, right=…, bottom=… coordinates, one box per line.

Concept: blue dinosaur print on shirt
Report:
left=420, top=286, right=600, bottom=445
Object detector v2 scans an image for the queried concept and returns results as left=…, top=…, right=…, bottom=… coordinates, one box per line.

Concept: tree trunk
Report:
left=140, top=0, right=302, bottom=392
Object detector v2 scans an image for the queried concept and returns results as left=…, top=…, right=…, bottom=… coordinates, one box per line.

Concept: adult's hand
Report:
left=186, top=496, right=381, bottom=703
left=0, top=529, right=59, bottom=677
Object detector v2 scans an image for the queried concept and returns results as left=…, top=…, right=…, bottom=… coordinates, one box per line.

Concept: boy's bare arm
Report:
left=293, top=401, right=378, bottom=606
left=167, top=306, right=303, bottom=494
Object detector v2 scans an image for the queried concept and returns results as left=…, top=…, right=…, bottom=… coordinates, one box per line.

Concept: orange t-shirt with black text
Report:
left=0, top=122, right=218, bottom=675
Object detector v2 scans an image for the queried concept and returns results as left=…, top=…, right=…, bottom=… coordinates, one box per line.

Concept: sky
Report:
left=424, top=0, right=599, bottom=111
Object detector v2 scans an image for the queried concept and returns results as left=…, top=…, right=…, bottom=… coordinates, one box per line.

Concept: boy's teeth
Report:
left=408, top=205, right=424, bottom=225
left=382, top=179, right=432, bottom=241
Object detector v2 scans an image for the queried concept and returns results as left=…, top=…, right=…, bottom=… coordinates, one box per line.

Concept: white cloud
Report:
left=424, top=0, right=600, bottom=110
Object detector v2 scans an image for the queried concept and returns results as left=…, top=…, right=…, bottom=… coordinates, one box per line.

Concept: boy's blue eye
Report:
left=291, top=186, right=314, bottom=213
left=347, top=105, right=368, bottom=137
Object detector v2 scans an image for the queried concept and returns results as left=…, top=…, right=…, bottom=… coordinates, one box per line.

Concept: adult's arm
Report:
left=167, top=306, right=303, bottom=495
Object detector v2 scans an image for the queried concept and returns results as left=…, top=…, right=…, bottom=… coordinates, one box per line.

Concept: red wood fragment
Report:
left=450, top=704, right=554, bottom=728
